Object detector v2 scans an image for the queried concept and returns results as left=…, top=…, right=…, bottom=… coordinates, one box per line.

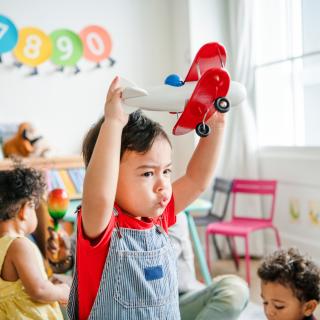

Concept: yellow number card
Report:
left=14, top=27, right=52, bottom=67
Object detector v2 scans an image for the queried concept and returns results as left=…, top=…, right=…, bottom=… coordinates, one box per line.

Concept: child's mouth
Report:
left=158, top=197, right=168, bottom=207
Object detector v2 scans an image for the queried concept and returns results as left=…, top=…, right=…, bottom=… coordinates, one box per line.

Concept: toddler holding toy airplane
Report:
left=67, top=76, right=230, bottom=319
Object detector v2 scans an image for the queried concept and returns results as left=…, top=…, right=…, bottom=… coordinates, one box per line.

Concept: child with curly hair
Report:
left=0, top=166, right=70, bottom=320
left=258, top=247, right=320, bottom=320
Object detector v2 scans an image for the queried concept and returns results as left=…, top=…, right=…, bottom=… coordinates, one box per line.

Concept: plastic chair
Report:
left=193, top=177, right=239, bottom=270
left=206, top=179, right=281, bottom=285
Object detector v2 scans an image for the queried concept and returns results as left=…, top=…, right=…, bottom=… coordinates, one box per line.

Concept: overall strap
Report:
left=112, top=207, right=123, bottom=239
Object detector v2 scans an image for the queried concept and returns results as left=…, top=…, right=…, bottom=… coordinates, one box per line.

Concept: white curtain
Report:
left=217, top=0, right=258, bottom=180
left=216, top=0, right=263, bottom=255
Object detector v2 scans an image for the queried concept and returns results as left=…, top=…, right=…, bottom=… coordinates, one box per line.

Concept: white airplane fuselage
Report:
left=122, top=80, right=246, bottom=112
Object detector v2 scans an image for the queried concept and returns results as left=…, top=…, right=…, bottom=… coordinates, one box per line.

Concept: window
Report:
left=253, top=0, right=320, bottom=146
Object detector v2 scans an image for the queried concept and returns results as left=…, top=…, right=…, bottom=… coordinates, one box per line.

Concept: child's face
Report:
left=261, top=281, right=313, bottom=320
left=24, top=201, right=38, bottom=234
left=116, top=137, right=172, bottom=219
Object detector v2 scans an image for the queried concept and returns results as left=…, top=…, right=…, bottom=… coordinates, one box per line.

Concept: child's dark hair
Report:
left=0, top=165, right=46, bottom=221
left=258, top=248, right=320, bottom=302
left=82, top=110, right=172, bottom=167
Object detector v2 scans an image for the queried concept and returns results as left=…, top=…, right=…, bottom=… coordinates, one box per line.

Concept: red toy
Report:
left=173, top=43, right=230, bottom=137
left=122, top=42, right=241, bottom=137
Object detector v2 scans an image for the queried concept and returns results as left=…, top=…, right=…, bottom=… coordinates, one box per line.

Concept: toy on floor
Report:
left=122, top=42, right=246, bottom=137
left=2, top=122, right=51, bottom=157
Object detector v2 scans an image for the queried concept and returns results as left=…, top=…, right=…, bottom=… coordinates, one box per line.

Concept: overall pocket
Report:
left=113, top=246, right=178, bottom=308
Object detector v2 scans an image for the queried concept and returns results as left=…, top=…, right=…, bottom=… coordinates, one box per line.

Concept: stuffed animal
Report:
left=3, top=122, right=51, bottom=158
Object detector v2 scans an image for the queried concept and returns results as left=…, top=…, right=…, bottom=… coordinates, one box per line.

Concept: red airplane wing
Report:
left=184, top=42, right=227, bottom=83
left=173, top=68, right=230, bottom=136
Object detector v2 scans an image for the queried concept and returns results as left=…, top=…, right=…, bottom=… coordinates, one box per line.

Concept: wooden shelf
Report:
left=0, top=155, right=84, bottom=171
left=0, top=155, right=85, bottom=201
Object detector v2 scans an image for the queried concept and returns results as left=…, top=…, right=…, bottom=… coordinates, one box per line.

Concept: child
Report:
left=67, top=76, right=226, bottom=320
left=258, top=248, right=320, bottom=320
left=0, top=166, right=70, bottom=319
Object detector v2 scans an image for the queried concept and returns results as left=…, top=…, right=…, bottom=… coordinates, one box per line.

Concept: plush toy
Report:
left=2, top=122, right=51, bottom=158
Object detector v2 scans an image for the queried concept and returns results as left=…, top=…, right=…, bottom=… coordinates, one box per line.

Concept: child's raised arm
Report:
left=10, top=238, right=70, bottom=304
left=82, top=77, right=129, bottom=238
left=172, top=112, right=225, bottom=214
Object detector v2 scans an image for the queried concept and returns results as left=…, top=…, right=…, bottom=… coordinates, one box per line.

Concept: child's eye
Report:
left=275, top=305, right=285, bottom=310
left=163, top=168, right=172, bottom=175
left=143, top=172, right=153, bottom=177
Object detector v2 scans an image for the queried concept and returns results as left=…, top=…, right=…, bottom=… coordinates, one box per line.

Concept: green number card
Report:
left=50, top=29, right=83, bottom=66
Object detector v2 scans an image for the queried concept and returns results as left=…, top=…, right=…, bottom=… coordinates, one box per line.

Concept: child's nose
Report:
left=155, top=177, right=167, bottom=192
left=266, top=306, right=276, bottom=317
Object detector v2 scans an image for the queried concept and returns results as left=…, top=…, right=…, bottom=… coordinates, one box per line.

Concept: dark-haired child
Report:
left=258, top=248, right=320, bottom=320
left=67, top=76, right=229, bottom=319
left=0, top=166, right=69, bottom=319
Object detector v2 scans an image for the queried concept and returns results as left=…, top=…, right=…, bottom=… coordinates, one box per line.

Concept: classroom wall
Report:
left=0, top=0, right=229, bottom=180
left=0, top=0, right=178, bottom=155
left=260, top=148, right=320, bottom=262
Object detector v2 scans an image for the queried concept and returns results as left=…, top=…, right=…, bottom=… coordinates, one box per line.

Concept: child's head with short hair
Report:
left=82, top=110, right=171, bottom=167
left=0, top=165, right=46, bottom=234
left=82, top=110, right=173, bottom=219
left=258, top=248, right=320, bottom=320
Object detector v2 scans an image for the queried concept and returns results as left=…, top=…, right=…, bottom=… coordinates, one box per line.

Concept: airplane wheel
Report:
left=196, top=123, right=211, bottom=137
left=214, top=97, right=230, bottom=113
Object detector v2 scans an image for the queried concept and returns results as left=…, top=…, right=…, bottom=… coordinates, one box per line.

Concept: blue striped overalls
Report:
left=67, top=211, right=180, bottom=320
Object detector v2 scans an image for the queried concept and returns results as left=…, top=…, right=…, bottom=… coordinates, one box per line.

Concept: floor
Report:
left=196, top=257, right=320, bottom=319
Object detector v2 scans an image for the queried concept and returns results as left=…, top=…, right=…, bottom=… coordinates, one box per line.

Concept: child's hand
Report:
left=207, top=111, right=226, bottom=130
left=104, top=76, right=128, bottom=127
left=57, top=283, right=70, bottom=305
left=46, top=227, right=70, bottom=263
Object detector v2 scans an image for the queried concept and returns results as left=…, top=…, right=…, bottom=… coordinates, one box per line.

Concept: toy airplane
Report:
left=122, top=42, right=246, bottom=137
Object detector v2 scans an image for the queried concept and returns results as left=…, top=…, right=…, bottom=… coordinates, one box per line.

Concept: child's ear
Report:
left=303, top=299, right=318, bottom=316
left=17, top=203, right=28, bottom=221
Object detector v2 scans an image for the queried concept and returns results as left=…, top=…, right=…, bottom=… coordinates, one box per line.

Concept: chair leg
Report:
left=273, top=227, right=281, bottom=247
left=205, top=230, right=211, bottom=273
left=212, top=235, right=222, bottom=259
left=231, top=236, right=241, bottom=270
left=226, top=236, right=240, bottom=271
left=186, top=212, right=212, bottom=285
left=244, top=236, right=251, bottom=286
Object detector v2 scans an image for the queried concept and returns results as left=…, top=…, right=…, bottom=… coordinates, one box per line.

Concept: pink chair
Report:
left=205, top=179, right=281, bottom=285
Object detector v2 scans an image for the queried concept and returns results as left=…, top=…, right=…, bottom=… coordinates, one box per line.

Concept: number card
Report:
left=79, top=25, right=112, bottom=63
left=0, top=14, right=18, bottom=53
left=13, top=27, right=52, bottom=67
left=50, top=29, right=83, bottom=66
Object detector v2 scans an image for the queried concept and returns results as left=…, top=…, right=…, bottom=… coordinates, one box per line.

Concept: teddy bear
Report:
left=2, top=122, right=51, bottom=158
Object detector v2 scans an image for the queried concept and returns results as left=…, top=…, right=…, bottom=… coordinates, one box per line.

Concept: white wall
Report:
left=188, top=0, right=229, bottom=58
left=260, top=148, right=320, bottom=262
left=1, top=0, right=230, bottom=181
left=0, top=0, right=177, bottom=155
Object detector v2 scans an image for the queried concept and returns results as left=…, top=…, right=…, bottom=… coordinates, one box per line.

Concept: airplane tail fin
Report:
left=122, top=87, right=148, bottom=99
left=120, top=77, right=148, bottom=99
